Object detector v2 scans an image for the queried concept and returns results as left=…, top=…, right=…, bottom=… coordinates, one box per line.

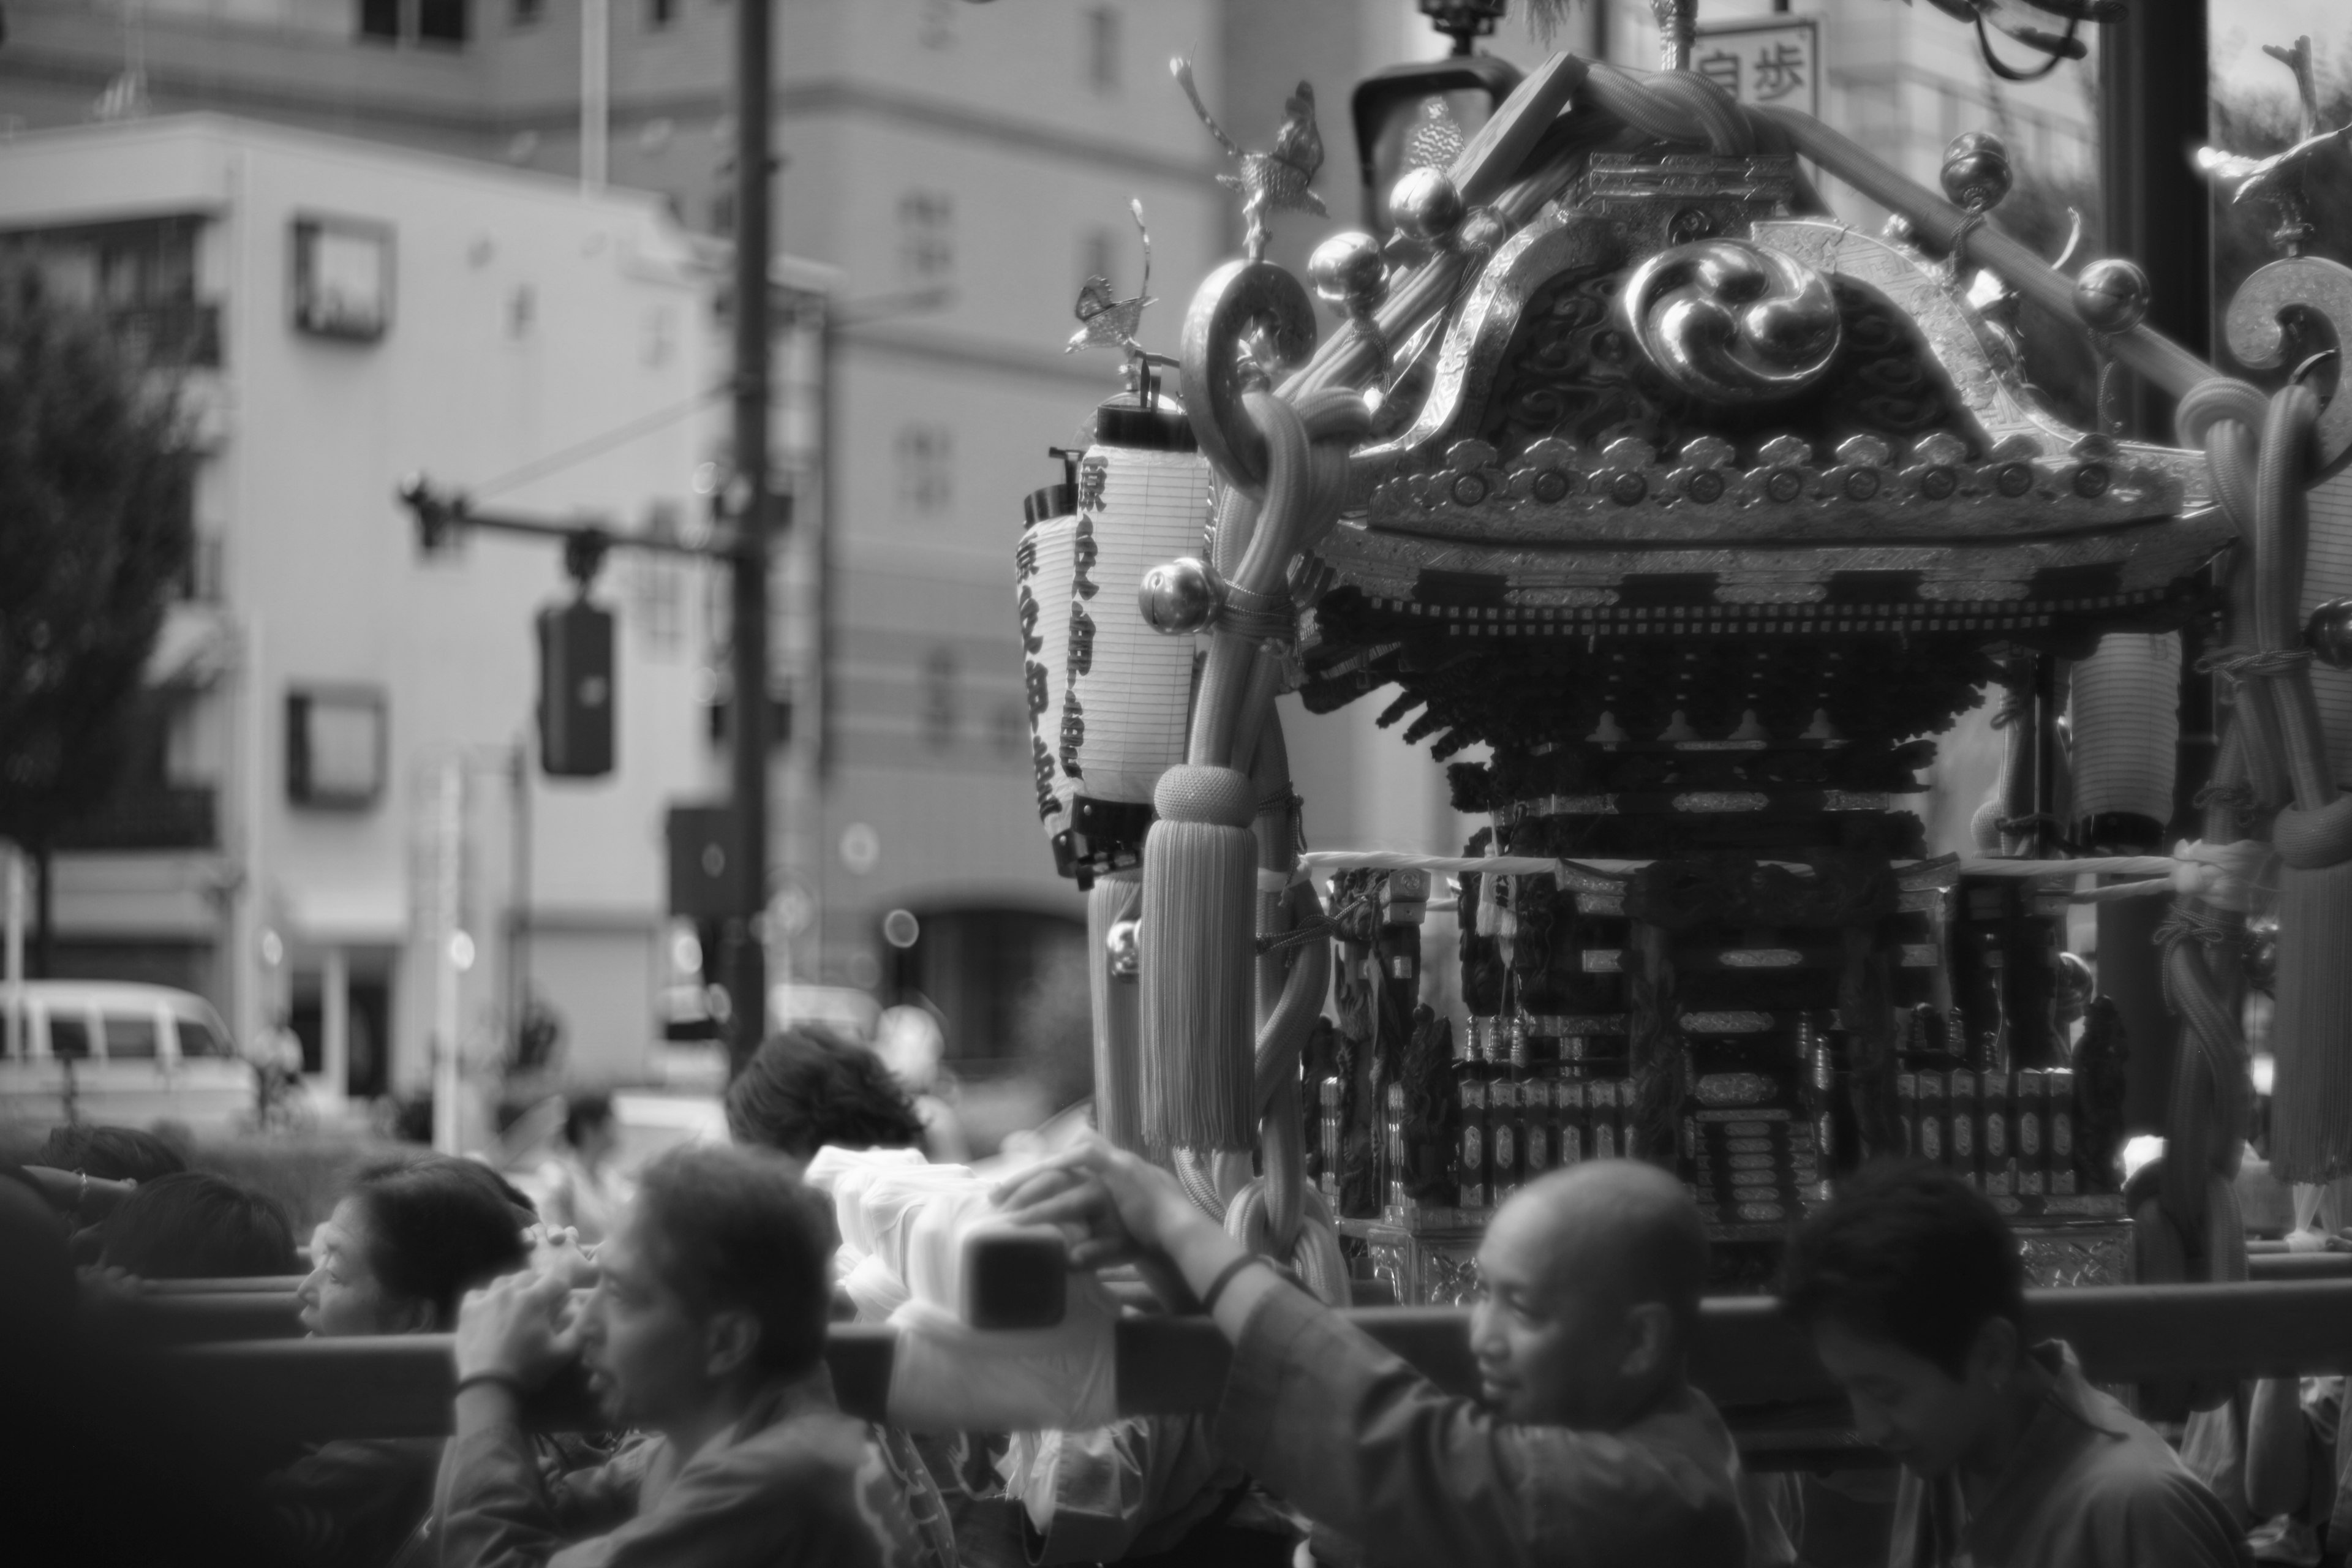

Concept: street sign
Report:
left=1691, top=15, right=1822, bottom=120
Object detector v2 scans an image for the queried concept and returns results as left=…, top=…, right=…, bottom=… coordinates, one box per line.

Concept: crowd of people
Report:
left=1, top=1027, right=2332, bottom=1566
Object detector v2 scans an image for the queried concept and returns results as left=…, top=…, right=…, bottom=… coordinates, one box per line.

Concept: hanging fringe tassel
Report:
left=1141, top=764, right=1260, bottom=1151
left=1087, top=875, right=1145, bottom=1154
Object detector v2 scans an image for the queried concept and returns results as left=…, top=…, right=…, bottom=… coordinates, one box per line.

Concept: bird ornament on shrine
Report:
left=2194, top=36, right=2352, bottom=258
left=1172, top=57, right=1327, bottom=262
left=1066, top=198, right=1155, bottom=357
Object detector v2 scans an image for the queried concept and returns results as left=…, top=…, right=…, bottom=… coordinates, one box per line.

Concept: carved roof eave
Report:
left=1335, top=213, right=2213, bottom=523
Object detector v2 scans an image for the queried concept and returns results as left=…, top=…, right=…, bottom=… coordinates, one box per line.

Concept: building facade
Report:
left=0, top=0, right=2106, bottom=1076
left=0, top=115, right=722, bottom=1112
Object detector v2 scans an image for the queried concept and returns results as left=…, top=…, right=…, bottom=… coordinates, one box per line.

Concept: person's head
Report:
left=1470, top=1159, right=1708, bottom=1428
left=99, top=1172, right=297, bottom=1280
left=1780, top=1160, right=2029, bottom=1478
left=564, top=1093, right=618, bottom=1163
left=297, top=1156, right=529, bottom=1336
left=725, top=1027, right=925, bottom=1169
left=578, top=1144, right=831, bottom=1433
left=875, top=1006, right=946, bottom=1095
left=37, top=1125, right=188, bottom=1186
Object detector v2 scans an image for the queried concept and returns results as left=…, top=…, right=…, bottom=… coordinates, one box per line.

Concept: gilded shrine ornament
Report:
left=1174, top=56, right=1329, bottom=263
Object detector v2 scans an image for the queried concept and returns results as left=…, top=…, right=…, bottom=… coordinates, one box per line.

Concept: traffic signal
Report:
left=537, top=598, right=615, bottom=777
left=666, top=805, right=744, bottom=919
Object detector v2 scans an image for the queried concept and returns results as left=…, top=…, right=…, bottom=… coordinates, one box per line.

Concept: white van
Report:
left=0, top=981, right=251, bottom=1133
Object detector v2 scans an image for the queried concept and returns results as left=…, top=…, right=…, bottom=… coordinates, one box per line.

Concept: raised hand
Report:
left=993, top=1134, right=1207, bottom=1272
left=454, top=1267, right=581, bottom=1390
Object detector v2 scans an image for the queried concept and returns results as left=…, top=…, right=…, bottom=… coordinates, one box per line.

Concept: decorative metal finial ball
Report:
left=1939, top=131, right=2012, bottom=213
left=1390, top=167, right=1466, bottom=246
left=1105, top=919, right=1141, bottom=979
left=2309, top=598, right=2352, bottom=669
left=1138, top=556, right=1221, bottom=635
left=1308, top=232, right=1389, bottom=316
left=2073, top=258, right=2152, bottom=335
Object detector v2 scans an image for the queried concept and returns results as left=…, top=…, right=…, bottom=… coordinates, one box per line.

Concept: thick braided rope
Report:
left=2146, top=380, right=2290, bottom=1280
left=2177, top=376, right=2269, bottom=537
left=1581, top=64, right=1754, bottom=154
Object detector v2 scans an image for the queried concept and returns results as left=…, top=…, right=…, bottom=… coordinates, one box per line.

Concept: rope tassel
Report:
left=1141, top=765, right=1261, bottom=1151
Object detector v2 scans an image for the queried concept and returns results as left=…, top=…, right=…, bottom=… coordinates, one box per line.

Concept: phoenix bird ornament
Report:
left=2194, top=37, right=2351, bottom=258
left=1067, top=198, right=1155, bottom=356
left=1172, top=57, right=1326, bottom=262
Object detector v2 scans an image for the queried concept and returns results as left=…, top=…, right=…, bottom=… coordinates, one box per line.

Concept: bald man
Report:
left=1000, top=1141, right=1774, bottom=1568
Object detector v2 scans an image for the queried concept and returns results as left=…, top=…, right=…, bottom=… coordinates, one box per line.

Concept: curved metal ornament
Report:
left=1180, top=259, right=1318, bottom=490
left=1751, top=221, right=2211, bottom=503
left=1617, top=239, right=1842, bottom=404
left=2225, top=254, right=2352, bottom=477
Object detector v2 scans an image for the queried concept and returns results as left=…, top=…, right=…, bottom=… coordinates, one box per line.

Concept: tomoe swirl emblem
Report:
left=1616, top=239, right=1842, bottom=405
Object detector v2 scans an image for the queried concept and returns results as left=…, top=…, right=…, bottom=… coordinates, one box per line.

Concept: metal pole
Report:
left=432, top=758, right=464, bottom=1155
left=2097, top=0, right=2209, bottom=1134
left=508, top=739, right=530, bottom=1053
left=728, top=0, right=774, bottom=1079
left=4, top=842, right=22, bottom=1063
left=581, top=0, right=610, bottom=197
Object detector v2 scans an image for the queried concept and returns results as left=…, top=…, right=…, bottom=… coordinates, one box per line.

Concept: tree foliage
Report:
left=0, top=257, right=192, bottom=851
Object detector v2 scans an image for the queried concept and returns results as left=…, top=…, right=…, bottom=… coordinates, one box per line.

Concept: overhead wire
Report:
left=466, top=380, right=730, bottom=502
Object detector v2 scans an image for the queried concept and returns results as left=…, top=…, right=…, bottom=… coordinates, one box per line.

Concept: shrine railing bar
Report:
left=154, top=1278, right=2352, bottom=1457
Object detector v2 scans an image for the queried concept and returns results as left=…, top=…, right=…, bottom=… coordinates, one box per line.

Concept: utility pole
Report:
left=727, top=0, right=774, bottom=1079
left=2097, top=2, right=2211, bottom=1137
left=431, top=756, right=465, bottom=1155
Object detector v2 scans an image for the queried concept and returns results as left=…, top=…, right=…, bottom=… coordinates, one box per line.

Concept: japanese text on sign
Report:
left=1691, top=18, right=1822, bottom=118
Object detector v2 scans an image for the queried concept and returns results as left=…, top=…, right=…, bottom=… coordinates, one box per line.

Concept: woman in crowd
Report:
left=725, top=1025, right=929, bottom=1170
left=271, top=1156, right=532, bottom=1568
left=37, top=1122, right=189, bottom=1186
left=97, top=1169, right=298, bottom=1280
left=536, top=1090, right=628, bottom=1244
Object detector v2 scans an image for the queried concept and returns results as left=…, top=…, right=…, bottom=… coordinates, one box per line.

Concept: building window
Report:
left=993, top=700, right=1026, bottom=760
left=919, top=0, right=956, bottom=50
left=512, top=0, right=543, bottom=24
left=360, top=1, right=469, bottom=46
left=292, top=216, right=393, bottom=342
left=647, top=0, right=677, bottom=29
left=419, top=0, right=469, bottom=43
left=1085, top=6, right=1120, bottom=94
left=894, top=424, right=954, bottom=519
left=2, top=215, right=222, bottom=369
left=286, top=686, right=388, bottom=809
left=631, top=502, right=685, bottom=651
left=922, top=647, right=958, bottom=750
left=897, top=191, right=954, bottom=284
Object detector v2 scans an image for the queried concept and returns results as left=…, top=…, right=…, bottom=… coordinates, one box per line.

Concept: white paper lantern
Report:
left=1014, top=497, right=1080, bottom=850
left=1055, top=426, right=1210, bottom=881
left=2302, top=469, right=2352, bottom=786
left=2069, top=631, right=2180, bottom=835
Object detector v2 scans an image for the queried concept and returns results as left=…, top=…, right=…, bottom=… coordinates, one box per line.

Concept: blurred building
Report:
left=0, top=0, right=2101, bottom=1074
left=0, top=115, right=720, bottom=1107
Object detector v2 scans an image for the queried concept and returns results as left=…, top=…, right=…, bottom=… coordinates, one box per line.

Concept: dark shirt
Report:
left=437, top=1366, right=951, bottom=1568
left=1891, top=1341, right=2250, bottom=1568
left=261, top=1437, right=442, bottom=1568
left=1211, top=1281, right=1757, bottom=1568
